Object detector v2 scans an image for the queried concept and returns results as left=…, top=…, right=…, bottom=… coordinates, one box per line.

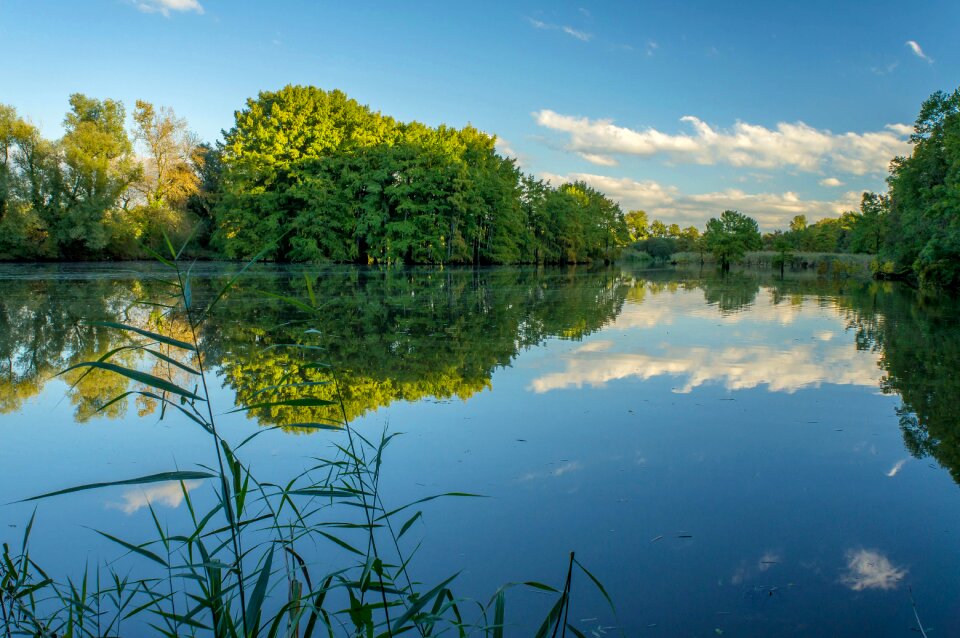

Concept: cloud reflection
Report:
left=107, top=480, right=202, bottom=515
left=841, top=549, right=906, bottom=591
left=530, top=341, right=880, bottom=394
left=886, top=459, right=909, bottom=477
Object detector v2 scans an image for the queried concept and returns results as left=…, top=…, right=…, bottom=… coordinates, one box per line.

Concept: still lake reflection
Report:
left=1, top=263, right=959, bottom=635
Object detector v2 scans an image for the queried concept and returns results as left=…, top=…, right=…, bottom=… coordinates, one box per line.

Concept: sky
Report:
left=1, top=0, right=958, bottom=230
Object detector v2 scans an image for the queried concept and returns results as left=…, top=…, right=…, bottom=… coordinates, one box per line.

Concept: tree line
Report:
left=3, top=84, right=958, bottom=284
left=0, top=86, right=628, bottom=264
left=628, top=87, right=960, bottom=288
left=0, top=96, right=204, bottom=260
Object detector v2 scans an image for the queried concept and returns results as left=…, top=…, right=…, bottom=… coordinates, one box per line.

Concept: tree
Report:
left=772, top=236, right=794, bottom=278
left=702, top=210, right=762, bottom=271
left=649, top=219, right=668, bottom=238
left=624, top=209, right=648, bottom=242
left=57, top=94, right=140, bottom=258
left=790, top=215, right=807, bottom=232
left=132, top=100, right=200, bottom=209
left=849, top=192, right=888, bottom=254
left=677, top=226, right=701, bottom=252
left=883, top=87, right=960, bottom=287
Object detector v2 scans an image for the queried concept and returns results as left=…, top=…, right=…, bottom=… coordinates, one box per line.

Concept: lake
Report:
left=1, top=262, right=959, bottom=636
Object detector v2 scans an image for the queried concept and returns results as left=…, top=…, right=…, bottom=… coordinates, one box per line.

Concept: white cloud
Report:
left=885, top=123, right=913, bottom=137
left=841, top=549, right=906, bottom=591
left=562, top=26, right=593, bottom=42
left=134, top=0, right=204, bottom=15
left=495, top=138, right=518, bottom=159
left=526, top=17, right=592, bottom=42
left=578, top=152, right=619, bottom=166
left=540, top=170, right=862, bottom=230
left=871, top=60, right=899, bottom=75
left=533, top=110, right=911, bottom=176
left=905, top=40, right=933, bottom=63
left=819, top=177, right=843, bottom=187
left=646, top=41, right=659, bottom=56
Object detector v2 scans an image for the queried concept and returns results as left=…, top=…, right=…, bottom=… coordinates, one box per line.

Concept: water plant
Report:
left=0, top=235, right=616, bottom=637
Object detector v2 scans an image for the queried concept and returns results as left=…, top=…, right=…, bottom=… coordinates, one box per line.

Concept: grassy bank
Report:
left=671, top=251, right=875, bottom=278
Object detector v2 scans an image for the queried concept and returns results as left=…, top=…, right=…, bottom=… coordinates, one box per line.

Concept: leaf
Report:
left=58, top=361, right=203, bottom=401
left=377, top=492, right=486, bottom=521
left=533, top=593, right=566, bottom=638
left=245, top=546, right=274, bottom=635
left=287, top=488, right=365, bottom=498
left=391, top=573, right=459, bottom=633
left=316, top=530, right=366, bottom=556
left=573, top=558, right=615, bottom=611
left=522, top=581, right=560, bottom=593
left=144, top=348, right=200, bottom=376
left=397, top=511, right=422, bottom=539
left=162, top=229, right=178, bottom=260
left=176, top=224, right=202, bottom=259
left=87, top=321, right=196, bottom=352
left=19, top=471, right=215, bottom=502
left=94, top=530, right=168, bottom=568
left=492, top=590, right=505, bottom=638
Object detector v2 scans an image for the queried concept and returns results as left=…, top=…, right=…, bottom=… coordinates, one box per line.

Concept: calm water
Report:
left=2, top=263, right=959, bottom=636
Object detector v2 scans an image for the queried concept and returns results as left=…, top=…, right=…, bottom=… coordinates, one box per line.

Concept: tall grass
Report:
left=0, top=236, right=615, bottom=637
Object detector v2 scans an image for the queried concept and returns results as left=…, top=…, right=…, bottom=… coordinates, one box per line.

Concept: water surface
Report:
left=1, top=263, right=958, bottom=636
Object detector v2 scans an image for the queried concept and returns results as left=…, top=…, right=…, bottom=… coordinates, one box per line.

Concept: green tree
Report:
left=677, top=225, right=701, bottom=252
left=772, top=236, right=794, bottom=278
left=649, top=219, right=668, bottom=238
left=849, top=192, right=888, bottom=254
left=625, top=209, right=649, bottom=242
left=702, top=210, right=762, bottom=271
left=57, top=94, right=140, bottom=258
left=883, top=87, right=960, bottom=287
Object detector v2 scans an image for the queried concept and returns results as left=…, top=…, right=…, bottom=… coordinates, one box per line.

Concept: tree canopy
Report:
left=702, top=210, right=762, bottom=270
left=214, top=85, right=628, bottom=264
left=883, top=87, right=960, bottom=288
left=0, top=87, right=629, bottom=265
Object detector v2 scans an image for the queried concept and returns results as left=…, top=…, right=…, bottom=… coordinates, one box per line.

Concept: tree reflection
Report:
left=0, top=266, right=630, bottom=428
left=2, top=265, right=958, bottom=490
left=841, top=284, right=960, bottom=483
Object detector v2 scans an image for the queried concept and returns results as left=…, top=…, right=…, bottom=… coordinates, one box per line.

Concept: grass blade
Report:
left=18, top=471, right=215, bottom=503
left=87, top=321, right=196, bottom=352
left=94, top=530, right=168, bottom=568
left=245, top=546, right=274, bottom=636
left=58, top=362, right=204, bottom=401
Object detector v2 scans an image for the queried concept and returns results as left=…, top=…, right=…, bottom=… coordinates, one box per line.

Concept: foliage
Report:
left=702, top=210, right=761, bottom=270
left=215, top=85, right=627, bottom=265
left=0, top=265, right=630, bottom=425
left=883, top=87, right=960, bottom=288
left=624, top=209, right=648, bottom=241
left=0, top=96, right=202, bottom=261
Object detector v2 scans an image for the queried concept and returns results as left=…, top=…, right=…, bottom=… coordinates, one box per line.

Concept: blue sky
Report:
left=1, top=0, right=957, bottom=229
